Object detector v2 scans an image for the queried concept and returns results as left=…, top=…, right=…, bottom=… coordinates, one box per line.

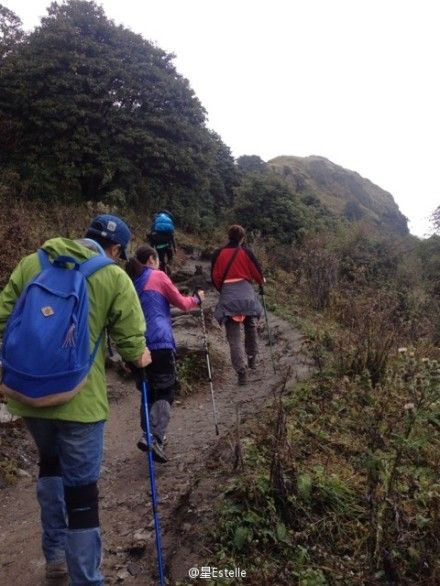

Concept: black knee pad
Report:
left=39, top=455, right=61, bottom=478
left=65, top=482, right=99, bottom=529
left=159, top=385, right=175, bottom=405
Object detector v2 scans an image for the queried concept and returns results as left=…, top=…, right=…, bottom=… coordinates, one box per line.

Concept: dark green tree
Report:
left=0, top=4, right=24, bottom=156
left=236, top=154, right=267, bottom=175
left=0, top=4, right=23, bottom=59
left=232, top=173, right=307, bottom=244
left=208, top=131, right=239, bottom=211
left=430, top=205, right=440, bottom=234
left=0, top=0, right=235, bottom=231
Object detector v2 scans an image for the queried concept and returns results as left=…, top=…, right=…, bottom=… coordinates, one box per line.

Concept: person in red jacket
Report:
left=211, top=224, right=265, bottom=385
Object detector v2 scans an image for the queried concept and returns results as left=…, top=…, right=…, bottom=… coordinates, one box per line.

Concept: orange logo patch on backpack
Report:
left=41, top=306, right=55, bottom=317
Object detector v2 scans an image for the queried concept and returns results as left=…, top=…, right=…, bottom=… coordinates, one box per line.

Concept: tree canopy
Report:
left=0, top=1, right=414, bottom=243
left=0, top=4, right=23, bottom=59
left=232, top=173, right=308, bottom=244
left=0, top=0, right=236, bottom=230
left=430, top=205, right=440, bottom=235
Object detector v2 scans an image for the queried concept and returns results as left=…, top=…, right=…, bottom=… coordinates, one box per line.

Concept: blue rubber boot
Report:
left=65, top=527, right=104, bottom=585
left=36, top=476, right=67, bottom=563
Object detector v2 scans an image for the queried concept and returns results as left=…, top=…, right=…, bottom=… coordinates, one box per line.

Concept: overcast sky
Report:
left=7, top=0, right=440, bottom=237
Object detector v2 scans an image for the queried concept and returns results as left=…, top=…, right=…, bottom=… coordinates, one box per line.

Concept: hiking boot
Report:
left=237, top=369, right=247, bottom=386
left=137, top=435, right=168, bottom=463
left=151, top=438, right=168, bottom=463
left=46, top=559, right=68, bottom=579
left=247, top=355, right=256, bottom=369
left=137, top=435, right=148, bottom=453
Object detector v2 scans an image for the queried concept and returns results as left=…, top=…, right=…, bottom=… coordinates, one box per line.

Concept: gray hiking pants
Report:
left=139, top=349, right=175, bottom=443
left=225, top=316, right=258, bottom=373
left=150, top=400, right=171, bottom=442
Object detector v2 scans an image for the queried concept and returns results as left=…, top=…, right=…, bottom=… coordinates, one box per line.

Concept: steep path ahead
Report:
left=0, top=257, right=310, bottom=585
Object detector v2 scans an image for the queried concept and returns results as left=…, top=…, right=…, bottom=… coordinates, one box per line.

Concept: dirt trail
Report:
left=0, top=257, right=311, bottom=585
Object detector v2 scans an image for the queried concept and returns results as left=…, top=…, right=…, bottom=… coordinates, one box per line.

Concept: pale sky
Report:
left=6, top=0, right=440, bottom=237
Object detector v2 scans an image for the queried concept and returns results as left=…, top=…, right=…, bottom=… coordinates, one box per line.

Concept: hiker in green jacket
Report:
left=0, top=215, right=150, bottom=585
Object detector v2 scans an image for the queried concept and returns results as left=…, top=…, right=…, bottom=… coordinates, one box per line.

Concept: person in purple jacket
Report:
left=126, top=245, right=205, bottom=462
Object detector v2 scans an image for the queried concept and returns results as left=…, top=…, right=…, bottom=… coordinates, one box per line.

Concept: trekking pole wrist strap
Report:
left=193, top=288, right=203, bottom=304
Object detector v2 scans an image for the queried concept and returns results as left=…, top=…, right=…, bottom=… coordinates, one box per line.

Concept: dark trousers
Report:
left=157, top=246, right=173, bottom=272
left=139, top=349, right=176, bottom=441
left=225, top=316, right=258, bottom=373
left=148, top=232, right=174, bottom=272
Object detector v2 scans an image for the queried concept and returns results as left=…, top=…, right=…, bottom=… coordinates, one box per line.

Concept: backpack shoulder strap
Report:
left=78, top=255, right=114, bottom=364
left=37, top=249, right=110, bottom=276
left=220, top=246, right=241, bottom=287
left=79, top=255, right=114, bottom=278
left=37, top=248, right=52, bottom=270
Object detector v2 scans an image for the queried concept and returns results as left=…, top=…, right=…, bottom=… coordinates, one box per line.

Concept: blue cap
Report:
left=87, top=214, right=131, bottom=260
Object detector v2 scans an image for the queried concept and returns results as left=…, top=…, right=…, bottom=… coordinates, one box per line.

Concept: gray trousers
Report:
left=224, top=316, right=258, bottom=373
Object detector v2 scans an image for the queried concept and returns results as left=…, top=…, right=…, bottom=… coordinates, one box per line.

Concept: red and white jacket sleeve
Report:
left=159, top=272, right=200, bottom=311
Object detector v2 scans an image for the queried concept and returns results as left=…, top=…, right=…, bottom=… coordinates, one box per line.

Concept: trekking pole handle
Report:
left=126, top=362, right=148, bottom=382
left=194, top=287, right=204, bottom=304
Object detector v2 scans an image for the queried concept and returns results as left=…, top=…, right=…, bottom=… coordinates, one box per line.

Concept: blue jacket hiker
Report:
left=147, top=210, right=177, bottom=273
left=126, top=245, right=205, bottom=463
left=0, top=215, right=151, bottom=585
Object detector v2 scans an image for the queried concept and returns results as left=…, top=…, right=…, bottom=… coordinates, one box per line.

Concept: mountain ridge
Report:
left=268, top=155, right=409, bottom=235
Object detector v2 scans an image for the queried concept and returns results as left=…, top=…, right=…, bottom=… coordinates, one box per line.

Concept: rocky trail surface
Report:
left=0, top=256, right=311, bottom=585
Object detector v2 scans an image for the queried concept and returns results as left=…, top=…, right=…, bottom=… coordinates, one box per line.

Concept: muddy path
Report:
left=0, top=257, right=311, bottom=585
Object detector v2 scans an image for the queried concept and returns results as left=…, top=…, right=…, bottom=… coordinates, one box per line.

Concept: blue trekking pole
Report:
left=259, top=286, right=276, bottom=374
left=138, top=369, right=165, bottom=586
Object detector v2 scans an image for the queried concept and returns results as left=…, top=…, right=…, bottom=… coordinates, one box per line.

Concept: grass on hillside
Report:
left=203, top=239, right=440, bottom=584
left=208, top=352, right=440, bottom=585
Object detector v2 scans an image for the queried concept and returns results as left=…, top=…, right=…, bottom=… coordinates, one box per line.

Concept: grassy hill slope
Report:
left=269, top=155, right=408, bottom=236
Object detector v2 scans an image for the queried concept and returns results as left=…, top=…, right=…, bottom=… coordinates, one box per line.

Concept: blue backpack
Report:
left=153, top=213, right=174, bottom=233
left=1, top=249, right=113, bottom=407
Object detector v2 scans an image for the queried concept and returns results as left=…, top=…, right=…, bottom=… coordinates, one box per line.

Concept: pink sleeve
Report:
left=160, top=272, right=199, bottom=311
